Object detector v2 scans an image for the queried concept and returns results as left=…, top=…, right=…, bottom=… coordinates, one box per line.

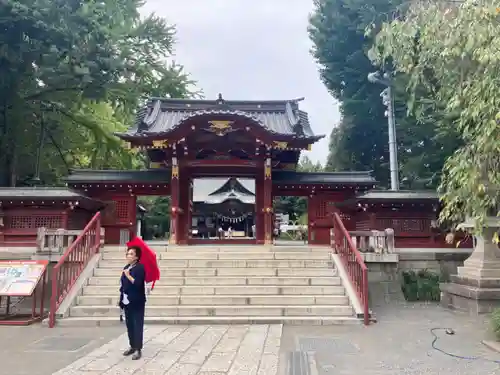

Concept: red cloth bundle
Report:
left=126, top=237, right=160, bottom=289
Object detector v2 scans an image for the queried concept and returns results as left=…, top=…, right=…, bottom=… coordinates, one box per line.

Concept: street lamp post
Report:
left=368, top=71, right=400, bottom=191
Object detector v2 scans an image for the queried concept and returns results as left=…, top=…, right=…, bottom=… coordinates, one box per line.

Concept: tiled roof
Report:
left=0, top=187, right=86, bottom=199
left=117, top=96, right=324, bottom=141
left=357, top=190, right=439, bottom=201
left=0, top=187, right=105, bottom=208
left=65, top=170, right=376, bottom=186
left=208, top=177, right=255, bottom=197
left=65, top=169, right=170, bottom=184
left=273, top=171, right=376, bottom=185
left=193, top=178, right=254, bottom=202
left=203, top=191, right=255, bottom=205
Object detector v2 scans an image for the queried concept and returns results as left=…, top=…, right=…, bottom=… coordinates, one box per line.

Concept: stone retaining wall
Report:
left=363, top=248, right=473, bottom=306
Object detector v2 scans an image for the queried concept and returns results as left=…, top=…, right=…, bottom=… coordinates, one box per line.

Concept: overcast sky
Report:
left=141, top=0, right=340, bottom=164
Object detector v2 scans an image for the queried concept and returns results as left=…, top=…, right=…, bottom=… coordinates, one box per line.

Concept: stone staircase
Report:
left=60, top=245, right=360, bottom=326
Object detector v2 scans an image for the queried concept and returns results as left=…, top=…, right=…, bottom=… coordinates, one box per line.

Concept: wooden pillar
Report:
left=0, top=203, right=4, bottom=244
left=177, top=169, right=190, bottom=245
left=308, top=192, right=316, bottom=244
left=262, top=156, right=273, bottom=245
left=128, top=194, right=137, bottom=240
left=169, top=155, right=180, bottom=244
left=368, top=212, right=377, bottom=229
left=62, top=207, right=70, bottom=229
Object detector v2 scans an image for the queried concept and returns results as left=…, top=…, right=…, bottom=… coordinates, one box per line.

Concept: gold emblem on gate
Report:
left=273, top=141, right=288, bottom=150
left=208, top=120, right=234, bottom=136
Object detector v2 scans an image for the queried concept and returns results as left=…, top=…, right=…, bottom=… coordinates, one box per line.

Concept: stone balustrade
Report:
left=36, top=227, right=105, bottom=256
left=349, top=229, right=395, bottom=254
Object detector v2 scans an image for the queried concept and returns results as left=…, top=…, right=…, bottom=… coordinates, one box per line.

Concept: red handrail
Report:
left=48, top=212, right=102, bottom=327
left=332, top=212, right=370, bottom=325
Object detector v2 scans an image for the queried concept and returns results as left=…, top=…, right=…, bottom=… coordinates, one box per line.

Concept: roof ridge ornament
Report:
left=216, top=93, right=224, bottom=105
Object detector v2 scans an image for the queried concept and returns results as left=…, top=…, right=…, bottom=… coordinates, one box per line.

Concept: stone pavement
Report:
left=51, top=324, right=281, bottom=375
left=3, top=303, right=500, bottom=375
left=280, top=303, right=500, bottom=375
left=0, top=325, right=124, bottom=375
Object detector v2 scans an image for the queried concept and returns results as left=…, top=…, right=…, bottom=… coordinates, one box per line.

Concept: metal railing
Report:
left=332, top=212, right=370, bottom=325
left=48, top=212, right=102, bottom=327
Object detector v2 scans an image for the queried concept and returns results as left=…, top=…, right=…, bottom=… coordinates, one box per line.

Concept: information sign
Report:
left=0, top=260, right=48, bottom=296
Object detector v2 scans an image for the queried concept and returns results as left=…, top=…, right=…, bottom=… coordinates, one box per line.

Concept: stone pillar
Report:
left=169, top=155, right=180, bottom=245
left=262, top=156, right=273, bottom=245
left=440, top=217, right=500, bottom=314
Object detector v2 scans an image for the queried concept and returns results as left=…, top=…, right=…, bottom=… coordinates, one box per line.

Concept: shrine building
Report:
left=0, top=95, right=446, bottom=249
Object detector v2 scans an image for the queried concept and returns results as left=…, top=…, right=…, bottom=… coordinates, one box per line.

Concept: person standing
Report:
left=120, top=246, right=146, bottom=360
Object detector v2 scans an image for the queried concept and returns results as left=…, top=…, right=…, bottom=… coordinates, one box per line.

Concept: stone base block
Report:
left=440, top=277, right=500, bottom=314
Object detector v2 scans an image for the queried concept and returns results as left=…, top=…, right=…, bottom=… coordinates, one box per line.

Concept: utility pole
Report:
left=368, top=71, right=400, bottom=191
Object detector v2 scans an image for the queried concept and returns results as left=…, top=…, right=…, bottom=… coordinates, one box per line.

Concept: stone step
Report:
left=86, top=276, right=341, bottom=287
left=102, top=245, right=330, bottom=252
left=47, top=316, right=362, bottom=327
left=100, top=251, right=331, bottom=260
left=82, top=284, right=345, bottom=296
left=69, top=305, right=354, bottom=318
left=98, top=259, right=333, bottom=268
left=93, top=267, right=337, bottom=277
left=76, top=294, right=349, bottom=306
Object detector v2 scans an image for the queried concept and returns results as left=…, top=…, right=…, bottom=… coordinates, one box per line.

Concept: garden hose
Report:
left=430, top=328, right=500, bottom=364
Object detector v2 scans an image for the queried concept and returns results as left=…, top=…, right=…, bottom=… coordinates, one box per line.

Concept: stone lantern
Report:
left=440, top=216, right=500, bottom=314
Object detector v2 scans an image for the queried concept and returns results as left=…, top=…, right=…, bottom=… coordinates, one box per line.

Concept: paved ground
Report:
left=1, top=303, right=500, bottom=375
left=49, top=324, right=281, bottom=375
left=0, top=324, right=123, bottom=375
left=281, top=303, right=500, bottom=375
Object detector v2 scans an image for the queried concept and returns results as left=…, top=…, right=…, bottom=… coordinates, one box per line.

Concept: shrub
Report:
left=492, top=308, right=500, bottom=341
left=401, top=269, right=441, bottom=302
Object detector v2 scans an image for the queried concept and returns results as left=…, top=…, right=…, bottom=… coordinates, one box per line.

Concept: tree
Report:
left=308, top=0, right=407, bottom=185
left=298, top=155, right=323, bottom=172
left=309, top=0, right=459, bottom=189
left=139, top=196, right=171, bottom=240
left=0, top=0, right=194, bottom=186
left=273, top=156, right=324, bottom=220
left=370, top=1, right=500, bottom=231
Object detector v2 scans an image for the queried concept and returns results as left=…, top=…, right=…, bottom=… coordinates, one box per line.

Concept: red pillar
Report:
left=177, top=168, right=190, bottom=245
left=262, top=156, right=273, bottom=245
left=308, top=192, right=316, bottom=244
left=169, top=155, right=180, bottom=244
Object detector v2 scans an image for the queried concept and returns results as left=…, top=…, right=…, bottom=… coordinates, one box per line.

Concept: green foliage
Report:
left=139, top=196, right=171, bottom=240
left=401, top=269, right=441, bottom=302
left=0, top=0, right=194, bottom=186
left=492, top=308, right=500, bottom=341
left=309, top=0, right=459, bottom=190
left=309, top=0, right=406, bottom=185
left=274, top=156, right=323, bottom=219
left=371, top=1, right=500, bottom=233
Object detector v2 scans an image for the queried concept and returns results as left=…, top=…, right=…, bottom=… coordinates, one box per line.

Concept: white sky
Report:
left=141, top=0, right=340, bottom=164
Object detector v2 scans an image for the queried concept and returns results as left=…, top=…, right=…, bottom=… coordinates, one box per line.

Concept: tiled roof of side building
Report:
left=65, top=170, right=377, bottom=185
left=117, top=96, right=324, bottom=141
left=0, top=187, right=87, bottom=199
left=0, top=187, right=106, bottom=208
left=65, top=169, right=171, bottom=183
left=357, top=190, right=439, bottom=200
left=273, top=171, right=376, bottom=185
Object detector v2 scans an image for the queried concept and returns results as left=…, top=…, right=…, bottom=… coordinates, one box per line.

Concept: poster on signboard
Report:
left=0, top=260, right=48, bottom=296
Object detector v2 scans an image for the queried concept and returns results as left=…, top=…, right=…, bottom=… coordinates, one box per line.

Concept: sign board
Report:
left=275, top=213, right=289, bottom=225
left=0, top=260, right=48, bottom=296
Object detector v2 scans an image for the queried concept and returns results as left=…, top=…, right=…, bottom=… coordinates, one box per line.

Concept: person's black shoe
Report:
left=123, top=348, right=135, bottom=356
left=132, top=350, right=142, bottom=360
